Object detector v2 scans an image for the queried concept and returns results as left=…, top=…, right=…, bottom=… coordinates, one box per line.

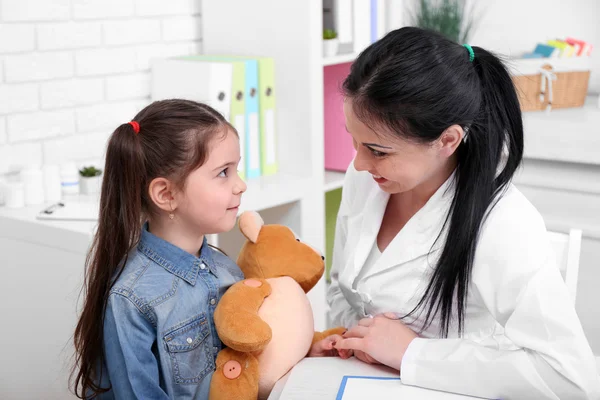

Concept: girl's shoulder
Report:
left=110, top=246, right=176, bottom=300
left=208, top=246, right=244, bottom=280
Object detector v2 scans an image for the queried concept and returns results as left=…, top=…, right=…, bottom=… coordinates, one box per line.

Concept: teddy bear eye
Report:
left=296, top=239, right=300, bottom=242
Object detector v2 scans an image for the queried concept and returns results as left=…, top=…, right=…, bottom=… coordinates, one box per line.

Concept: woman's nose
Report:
left=353, top=149, right=370, bottom=172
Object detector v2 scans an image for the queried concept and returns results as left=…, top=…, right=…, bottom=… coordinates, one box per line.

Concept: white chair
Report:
left=547, top=229, right=600, bottom=373
left=547, top=228, right=582, bottom=305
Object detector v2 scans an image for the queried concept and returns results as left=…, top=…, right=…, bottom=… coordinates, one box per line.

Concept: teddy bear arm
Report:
left=214, top=278, right=273, bottom=353
left=311, top=326, right=348, bottom=346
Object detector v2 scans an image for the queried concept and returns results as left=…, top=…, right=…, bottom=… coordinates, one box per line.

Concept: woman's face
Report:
left=343, top=99, right=460, bottom=195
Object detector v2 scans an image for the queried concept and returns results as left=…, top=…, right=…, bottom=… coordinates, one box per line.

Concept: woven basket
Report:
left=510, top=58, right=591, bottom=112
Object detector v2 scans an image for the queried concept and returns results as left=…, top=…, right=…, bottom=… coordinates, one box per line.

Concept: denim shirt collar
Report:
left=137, top=223, right=215, bottom=285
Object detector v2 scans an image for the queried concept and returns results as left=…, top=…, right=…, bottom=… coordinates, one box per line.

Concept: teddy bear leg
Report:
left=209, top=347, right=260, bottom=400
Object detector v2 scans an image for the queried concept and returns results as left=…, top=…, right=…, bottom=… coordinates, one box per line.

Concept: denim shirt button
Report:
left=186, top=337, right=193, bottom=344
left=213, top=346, right=219, bottom=353
left=200, top=263, right=206, bottom=270
left=210, top=298, right=216, bottom=305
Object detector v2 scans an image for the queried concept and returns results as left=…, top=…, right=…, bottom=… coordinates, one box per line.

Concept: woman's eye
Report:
left=370, top=149, right=387, bottom=158
left=218, top=168, right=228, bottom=177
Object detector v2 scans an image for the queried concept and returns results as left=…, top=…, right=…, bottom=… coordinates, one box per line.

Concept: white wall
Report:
left=0, top=0, right=202, bottom=174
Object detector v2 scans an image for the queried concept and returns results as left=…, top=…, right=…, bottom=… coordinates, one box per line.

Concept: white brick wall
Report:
left=0, top=83, right=39, bottom=113
left=106, top=73, right=150, bottom=101
left=0, top=24, right=35, bottom=53
left=37, top=22, right=103, bottom=50
left=0, top=0, right=202, bottom=171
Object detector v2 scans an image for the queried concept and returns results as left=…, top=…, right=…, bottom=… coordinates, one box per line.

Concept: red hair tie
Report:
left=128, top=121, right=140, bottom=134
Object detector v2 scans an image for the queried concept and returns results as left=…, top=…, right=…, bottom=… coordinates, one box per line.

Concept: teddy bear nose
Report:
left=321, top=256, right=325, bottom=261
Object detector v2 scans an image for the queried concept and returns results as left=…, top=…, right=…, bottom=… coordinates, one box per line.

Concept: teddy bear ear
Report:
left=238, top=211, right=265, bottom=243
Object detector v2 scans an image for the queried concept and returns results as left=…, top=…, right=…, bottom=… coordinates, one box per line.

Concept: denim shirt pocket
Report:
left=163, top=313, right=213, bottom=384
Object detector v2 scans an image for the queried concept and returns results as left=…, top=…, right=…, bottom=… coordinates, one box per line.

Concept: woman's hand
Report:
left=334, top=315, right=418, bottom=370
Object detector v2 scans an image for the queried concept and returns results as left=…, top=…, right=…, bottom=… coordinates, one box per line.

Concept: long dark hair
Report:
left=343, top=27, right=523, bottom=336
left=71, top=99, right=234, bottom=398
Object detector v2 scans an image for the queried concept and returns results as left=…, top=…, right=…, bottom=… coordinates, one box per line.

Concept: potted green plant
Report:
left=323, top=29, right=339, bottom=57
left=410, top=0, right=477, bottom=44
left=78, top=166, right=102, bottom=195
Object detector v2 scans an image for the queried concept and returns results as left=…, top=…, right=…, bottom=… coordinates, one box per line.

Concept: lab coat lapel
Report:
left=363, top=174, right=455, bottom=280
left=348, top=186, right=389, bottom=281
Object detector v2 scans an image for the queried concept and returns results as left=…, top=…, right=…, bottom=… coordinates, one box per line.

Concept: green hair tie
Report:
left=463, top=44, right=475, bottom=62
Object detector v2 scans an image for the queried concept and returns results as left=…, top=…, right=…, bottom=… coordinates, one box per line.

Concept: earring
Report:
left=169, top=201, right=175, bottom=220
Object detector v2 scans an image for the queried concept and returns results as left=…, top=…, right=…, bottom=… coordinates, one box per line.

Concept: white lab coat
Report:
left=328, top=161, right=600, bottom=400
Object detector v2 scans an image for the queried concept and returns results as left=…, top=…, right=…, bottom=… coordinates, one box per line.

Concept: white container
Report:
left=323, top=38, right=339, bottom=57
left=80, top=175, right=102, bottom=195
left=5, top=182, right=25, bottom=208
left=21, top=166, right=45, bottom=205
left=60, top=162, right=80, bottom=196
left=42, top=164, right=62, bottom=203
left=0, top=177, right=5, bottom=206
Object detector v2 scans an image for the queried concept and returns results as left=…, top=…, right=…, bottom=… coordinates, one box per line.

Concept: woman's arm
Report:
left=401, top=257, right=600, bottom=400
left=103, top=293, right=170, bottom=400
left=400, top=208, right=600, bottom=399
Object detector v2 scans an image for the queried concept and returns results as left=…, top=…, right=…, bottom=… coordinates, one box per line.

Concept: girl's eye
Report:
left=218, top=168, right=228, bottom=177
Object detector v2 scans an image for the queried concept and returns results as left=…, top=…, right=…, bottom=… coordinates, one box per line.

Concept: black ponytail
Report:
left=343, top=27, right=523, bottom=336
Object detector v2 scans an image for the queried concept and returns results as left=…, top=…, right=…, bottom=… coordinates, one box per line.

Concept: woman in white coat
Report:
left=329, top=27, right=600, bottom=399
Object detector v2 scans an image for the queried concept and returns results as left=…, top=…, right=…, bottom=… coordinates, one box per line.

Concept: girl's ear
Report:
left=239, top=211, right=264, bottom=243
left=148, top=177, right=177, bottom=212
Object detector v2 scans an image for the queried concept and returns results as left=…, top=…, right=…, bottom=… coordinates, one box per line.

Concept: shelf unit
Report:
left=201, top=1, right=402, bottom=330
left=322, top=52, right=359, bottom=66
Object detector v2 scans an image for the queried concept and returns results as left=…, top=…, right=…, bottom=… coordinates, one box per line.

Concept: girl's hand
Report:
left=334, top=315, right=418, bottom=370
left=308, top=334, right=344, bottom=357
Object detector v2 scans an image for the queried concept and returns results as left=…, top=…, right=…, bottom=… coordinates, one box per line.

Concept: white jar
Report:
left=21, top=166, right=45, bottom=205
left=43, top=164, right=62, bottom=202
left=60, top=162, right=80, bottom=196
left=5, top=182, right=25, bottom=208
left=0, top=176, right=6, bottom=206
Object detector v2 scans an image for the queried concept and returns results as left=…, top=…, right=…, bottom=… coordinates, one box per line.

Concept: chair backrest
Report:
left=547, top=228, right=582, bottom=304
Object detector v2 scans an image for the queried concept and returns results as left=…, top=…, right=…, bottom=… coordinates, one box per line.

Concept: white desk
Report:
left=0, top=197, right=96, bottom=399
left=269, top=357, right=482, bottom=400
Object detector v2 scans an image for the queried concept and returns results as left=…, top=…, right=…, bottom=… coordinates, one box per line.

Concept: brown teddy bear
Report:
left=209, top=211, right=345, bottom=400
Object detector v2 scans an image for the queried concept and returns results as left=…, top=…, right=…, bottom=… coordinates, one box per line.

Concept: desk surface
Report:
left=269, top=357, right=484, bottom=400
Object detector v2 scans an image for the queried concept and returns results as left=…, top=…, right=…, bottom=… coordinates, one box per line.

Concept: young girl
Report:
left=330, top=27, right=600, bottom=398
left=72, top=99, right=248, bottom=399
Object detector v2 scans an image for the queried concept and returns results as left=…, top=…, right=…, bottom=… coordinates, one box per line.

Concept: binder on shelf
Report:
left=334, top=0, right=353, bottom=44
left=353, top=0, right=372, bottom=53
left=370, top=0, right=386, bottom=43
left=237, top=58, right=261, bottom=179
left=209, top=55, right=277, bottom=177
left=255, top=57, right=277, bottom=176
left=151, top=58, right=233, bottom=121
left=179, top=55, right=248, bottom=180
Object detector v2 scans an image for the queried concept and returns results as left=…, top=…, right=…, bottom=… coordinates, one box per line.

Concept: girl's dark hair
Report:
left=71, top=99, right=235, bottom=398
left=343, top=27, right=523, bottom=336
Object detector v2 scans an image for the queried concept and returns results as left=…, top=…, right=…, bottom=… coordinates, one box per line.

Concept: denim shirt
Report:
left=98, top=225, right=244, bottom=399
